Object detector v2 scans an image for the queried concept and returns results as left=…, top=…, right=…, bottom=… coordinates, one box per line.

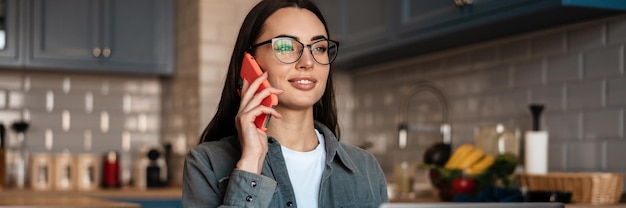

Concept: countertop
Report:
left=0, top=186, right=182, bottom=207
left=390, top=193, right=626, bottom=208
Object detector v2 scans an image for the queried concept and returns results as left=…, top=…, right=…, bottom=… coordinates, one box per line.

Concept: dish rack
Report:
left=518, top=172, right=624, bottom=204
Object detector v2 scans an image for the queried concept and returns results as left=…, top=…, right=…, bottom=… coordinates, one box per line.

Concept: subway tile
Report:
left=0, top=110, right=22, bottom=128
left=546, top=53, right=581, bottom=83
left=91, top=94, right=124, bottom=112
left=607, top=141, right=626, bottom=169
left=470, top=47, right=498, bottom=68
left=566, top=81, right=603, bottom=110
left=478, top=95, right=501, bottom=118
left=91, top=131, right=124, bottom=153
left=499, top=39, right=530, bottom=62
left=607, top=17, right=626, bottom=44
left=54, top=93, right=87, bottom=111
left=583, top=45, right=621, bottom=79
left=565, top=141, right=603, bottom=170
left=26, top=74, right=66, bottom=91
left=583, top=109, right=621, bottom=140
left=0, top=90, right=5, bottom=109
left=128, top=95, right=161, bottom=113
left=513, top=59, right=544, bottom=87
left=443, top=53, right=470, bottom=72
left=531, top=85, right=565, bottom=112
left=499, top=90, right=529, bottom=116
left=0, top=72, right=23, bottom=90
left=547, top=141, right=565, bottom=171
left=8, top=91, right=24, bottom=109
left=545, top=112, right=581, bottom=140
left=450, top=97, right=479, bottom=121
left=70, top=112, right=101, bottom=130
left=128, top=132, right=161, bottom=150
left=567, top=24, right=604, bottom=52
left=29, top=110, right=63, bottom=130
left=532, top=32, right=566, bottom=57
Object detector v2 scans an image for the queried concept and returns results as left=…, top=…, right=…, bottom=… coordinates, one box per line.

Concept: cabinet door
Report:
left=0, top=0, right=22, bottom=66
left=398, top=0, right=529, bottom=37
left=28, top=0, right=101, bottom=69
left=102, top=0, right=174, bottom=75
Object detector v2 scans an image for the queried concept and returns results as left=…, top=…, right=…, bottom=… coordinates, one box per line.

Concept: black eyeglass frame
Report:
left=249, top=37, right=340, bottom=65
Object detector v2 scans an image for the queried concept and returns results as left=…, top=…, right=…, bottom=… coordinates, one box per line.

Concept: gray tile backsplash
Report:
left=350, top=14, right=626, bottom=183
left=0, top=71, right=162, bottom=157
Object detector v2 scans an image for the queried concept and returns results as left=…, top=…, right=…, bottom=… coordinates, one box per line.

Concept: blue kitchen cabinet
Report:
left=0, top=0, right=24, bottom=67
left=317, top=0, right=626, bottom=71
left=26, top=0, right=174, bottom=75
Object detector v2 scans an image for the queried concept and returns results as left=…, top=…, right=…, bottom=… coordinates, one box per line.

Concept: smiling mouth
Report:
left=294, top=80, right=314, bottom=84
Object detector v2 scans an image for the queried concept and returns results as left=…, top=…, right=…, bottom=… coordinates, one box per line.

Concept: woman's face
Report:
left=254, top=7, right=329, bottom=111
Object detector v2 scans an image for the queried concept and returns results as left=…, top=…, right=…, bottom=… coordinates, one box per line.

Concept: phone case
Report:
left=240, top=53, right=278, bottom=131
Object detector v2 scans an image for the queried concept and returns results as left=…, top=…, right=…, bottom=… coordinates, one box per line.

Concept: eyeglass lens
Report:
left=271, top=38, right=338, bottom=65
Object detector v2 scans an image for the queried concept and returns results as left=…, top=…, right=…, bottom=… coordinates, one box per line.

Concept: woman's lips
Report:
left=288, top=77, right=317, bottom=91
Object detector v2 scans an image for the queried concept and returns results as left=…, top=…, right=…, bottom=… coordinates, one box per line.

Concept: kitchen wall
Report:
left=0, top=70, right=162, bottom=184
left=351, top=14, right=626, bottom=186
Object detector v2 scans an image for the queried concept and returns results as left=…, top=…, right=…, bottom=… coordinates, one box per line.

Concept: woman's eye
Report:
left=275, top=40, right=294, bottom=52
left=313, top=46, right=327, bottom=53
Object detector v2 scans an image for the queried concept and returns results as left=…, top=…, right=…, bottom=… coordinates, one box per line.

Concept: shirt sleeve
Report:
left=223, top=169, right=277, bottom=207
left=182, top=146, right=277, bottom=208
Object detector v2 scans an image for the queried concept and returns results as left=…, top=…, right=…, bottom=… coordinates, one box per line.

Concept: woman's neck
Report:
left=266, top=108, right=319, bottom=152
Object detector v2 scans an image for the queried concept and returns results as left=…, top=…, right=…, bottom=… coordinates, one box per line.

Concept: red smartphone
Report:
left=240, top=53, right=278, bottom=131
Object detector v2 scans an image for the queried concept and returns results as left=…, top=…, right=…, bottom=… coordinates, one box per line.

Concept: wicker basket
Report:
left=518, top=172, right=624, bottom=204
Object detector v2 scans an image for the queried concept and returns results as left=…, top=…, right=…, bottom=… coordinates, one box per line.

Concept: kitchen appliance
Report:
left=30, top=153, right=52, bottom=191
left=8, top=121, right=29, bottom=189
left=101, top=151, right=120, bottom=188
left=75, top=153, right=99, bottom=190
left=53, top=151, right=74, bottom=190
left=134, top=146, right=167, bottom=189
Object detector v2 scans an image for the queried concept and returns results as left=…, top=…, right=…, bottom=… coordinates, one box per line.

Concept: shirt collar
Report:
left=314, top=121, right=357, bottom=173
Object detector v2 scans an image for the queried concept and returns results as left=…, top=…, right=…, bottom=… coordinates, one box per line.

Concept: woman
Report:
left=182, top=0, right=388, bottom=207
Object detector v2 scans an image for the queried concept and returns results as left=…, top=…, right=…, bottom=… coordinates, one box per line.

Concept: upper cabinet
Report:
left=0, top=0, right=24, bottom=67
left=27, top=0, right=174, bottom=75
left=0, top=0, right=174, bottom=75
left=317, top=0, right=626, bottom=71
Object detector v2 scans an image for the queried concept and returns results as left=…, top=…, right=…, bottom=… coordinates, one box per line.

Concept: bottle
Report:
left=0, top=123, right=6, bottom=188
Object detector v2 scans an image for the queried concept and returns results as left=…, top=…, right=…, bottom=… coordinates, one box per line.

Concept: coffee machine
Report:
left=134, top=146, right=167, bottom=189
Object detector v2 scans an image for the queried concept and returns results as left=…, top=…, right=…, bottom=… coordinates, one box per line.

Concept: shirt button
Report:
left=286, top=201, right=293, bottom=207
left=251, top=181, right=257, bottom=187
left=246, top=195, right=253, bottom=202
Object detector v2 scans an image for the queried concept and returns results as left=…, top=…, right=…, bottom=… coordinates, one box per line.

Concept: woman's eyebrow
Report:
left=311, top=35, right=327, bottom=41
left=274, top=34, right=299, bottom=40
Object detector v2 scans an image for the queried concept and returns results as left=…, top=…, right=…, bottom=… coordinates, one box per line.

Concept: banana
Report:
left=456, top=148, right=485, bottom=169
left=465, top=154, right=495, bottom=175
left=444, top=144, right=475, bottom=169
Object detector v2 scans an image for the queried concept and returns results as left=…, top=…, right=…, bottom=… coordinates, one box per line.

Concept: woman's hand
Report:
left=235, top=72, right=282, bottom=174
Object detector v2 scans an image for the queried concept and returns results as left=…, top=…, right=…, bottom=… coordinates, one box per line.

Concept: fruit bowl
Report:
left=421, top=143, right=518, bottom=201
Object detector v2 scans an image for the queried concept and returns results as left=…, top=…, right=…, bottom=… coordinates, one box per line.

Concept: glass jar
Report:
left=474, top=124, right=520, bottom=157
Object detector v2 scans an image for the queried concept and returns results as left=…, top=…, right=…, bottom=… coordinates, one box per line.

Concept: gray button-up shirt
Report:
left=183, top=121, right=388, bottom=208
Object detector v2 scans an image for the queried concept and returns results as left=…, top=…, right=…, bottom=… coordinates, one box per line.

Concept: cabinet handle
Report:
left=103, top=47, right=111, bottom=58
left=92, top=47, right=101, bottom=57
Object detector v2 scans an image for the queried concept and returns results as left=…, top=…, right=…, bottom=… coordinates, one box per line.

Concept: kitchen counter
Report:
left=0, top=186, right=182, bottom=207
left=390, top=194, right=626, bottom=208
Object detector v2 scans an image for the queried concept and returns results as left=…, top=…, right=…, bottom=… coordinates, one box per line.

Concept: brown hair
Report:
left=198, top=0, right=340, bottom=143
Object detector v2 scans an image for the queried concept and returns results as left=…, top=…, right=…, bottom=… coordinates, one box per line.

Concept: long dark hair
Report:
left=198, top=0, right=340, bottom=143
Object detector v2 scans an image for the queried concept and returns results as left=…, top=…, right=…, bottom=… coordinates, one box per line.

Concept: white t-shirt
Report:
left=281, top=129, right=326, bottom=208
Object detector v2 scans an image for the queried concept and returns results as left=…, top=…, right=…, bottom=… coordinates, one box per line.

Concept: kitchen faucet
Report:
left=397, top=81, right=450, bottom=149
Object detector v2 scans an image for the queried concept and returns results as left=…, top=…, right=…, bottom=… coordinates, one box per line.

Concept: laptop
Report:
left=380, top=202, right=564, bottom=208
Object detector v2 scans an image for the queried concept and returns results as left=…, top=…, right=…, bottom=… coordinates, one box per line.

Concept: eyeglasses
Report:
left=250, top=37, right=339, bottom=65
